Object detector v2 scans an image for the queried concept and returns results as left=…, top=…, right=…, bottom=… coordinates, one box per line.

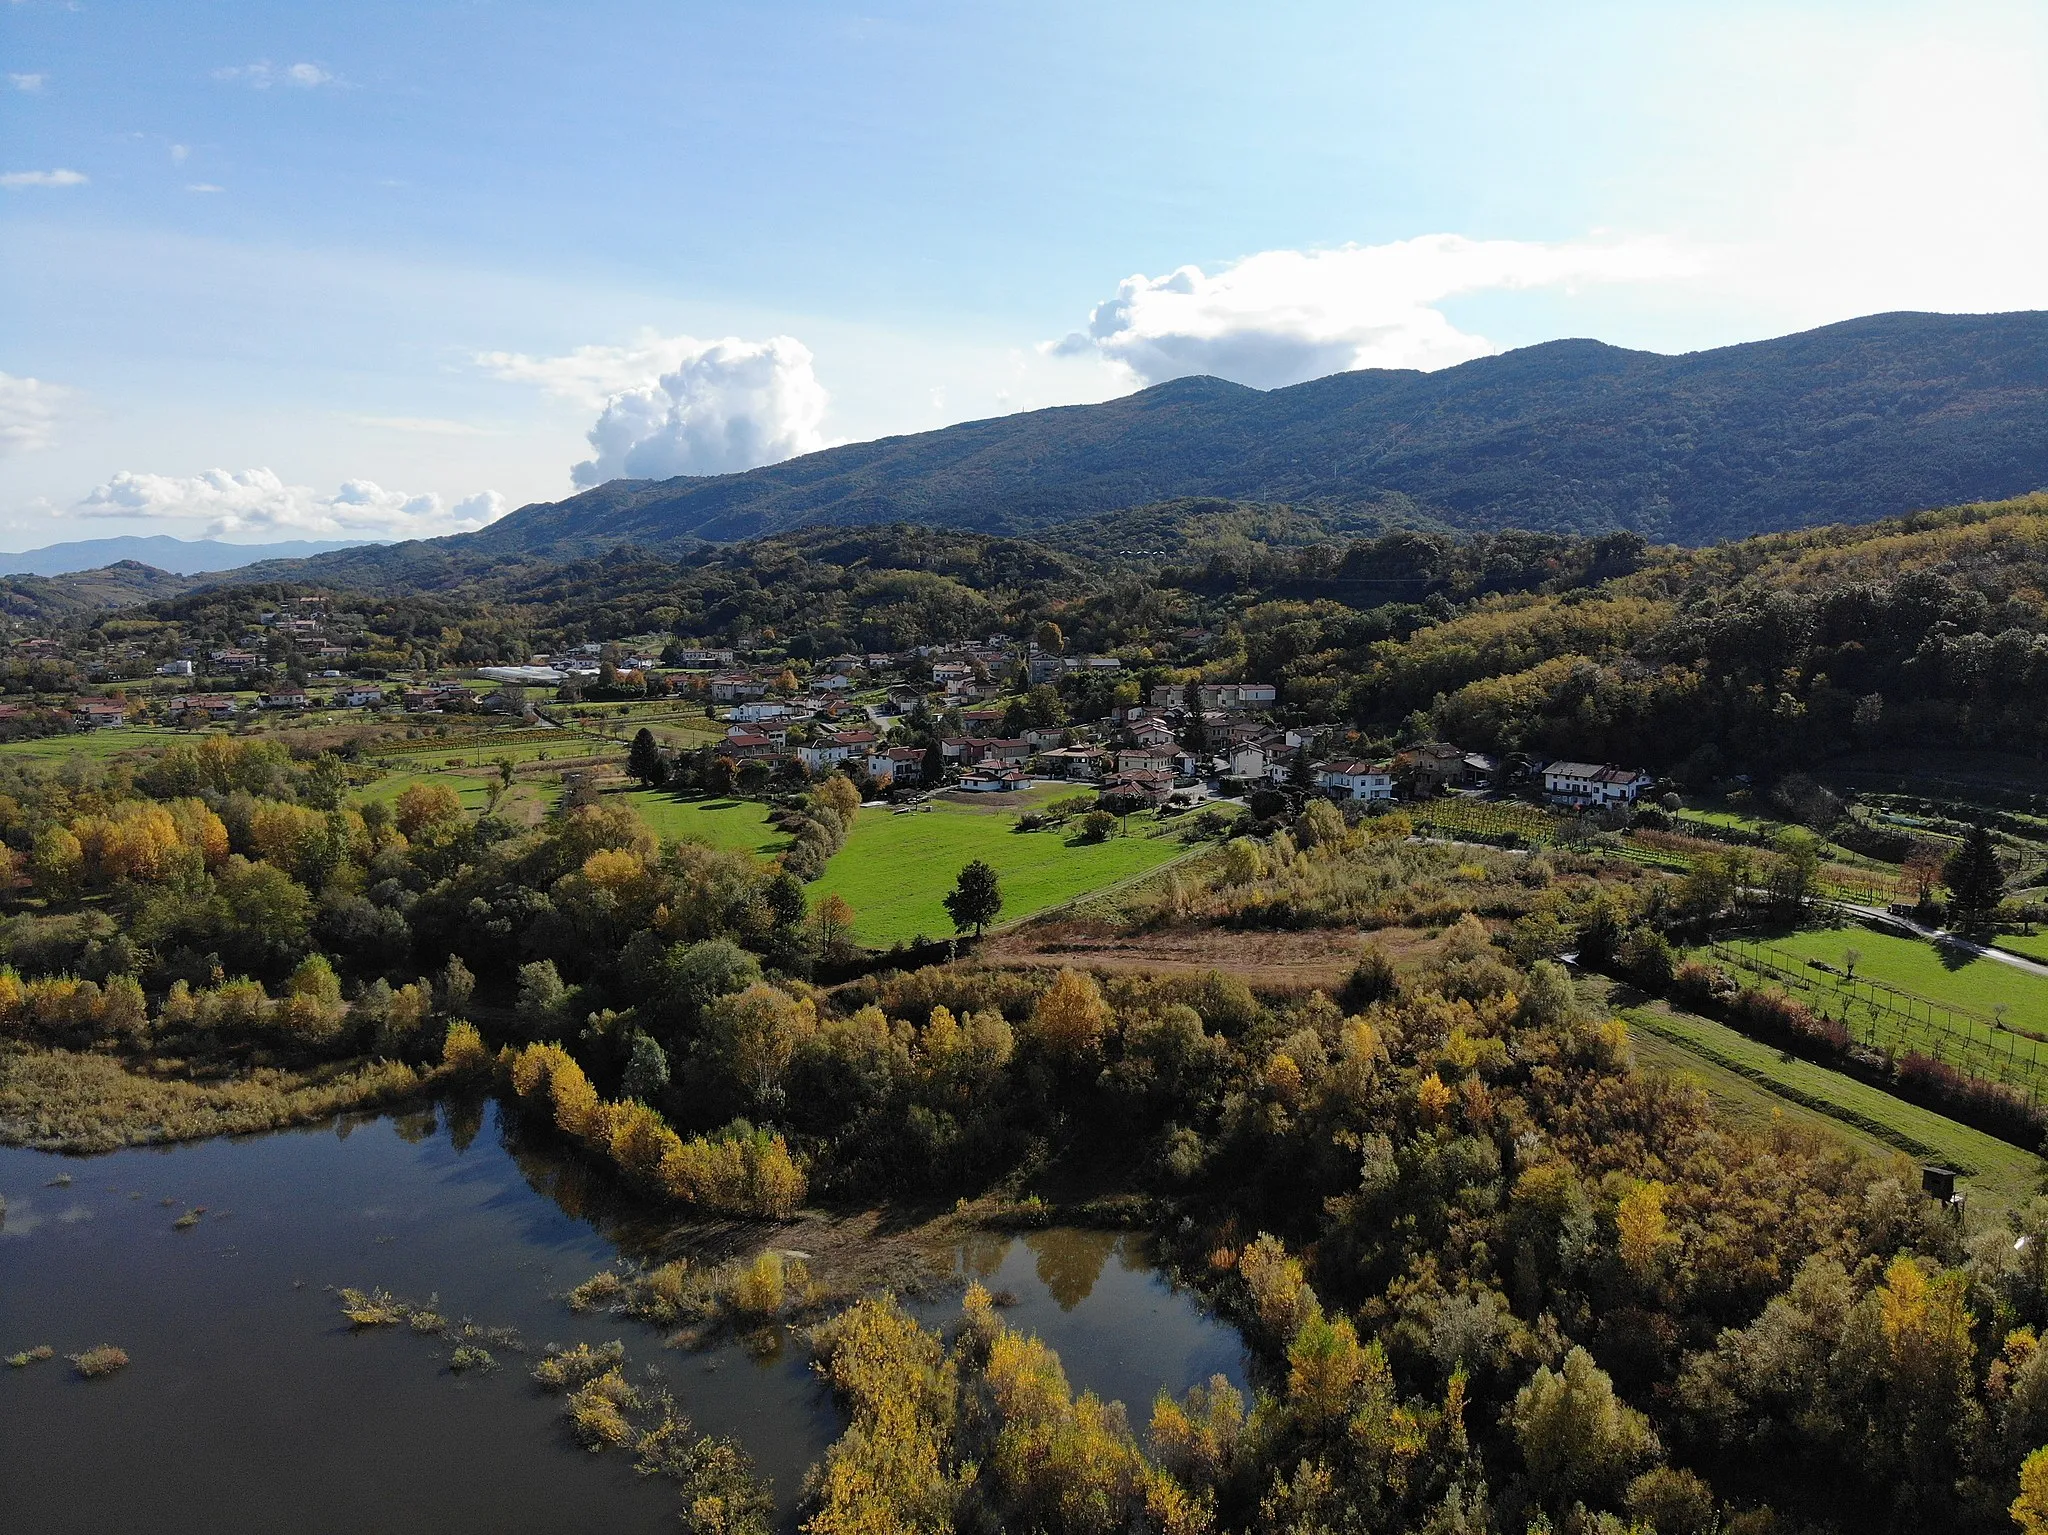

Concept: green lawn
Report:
left=1997, top=932, right=2048, bottom=965
left=812, top=803, right=1187, bottom=947
left=1622, top=999, right=2047, bottom=1214
left=622, top=791, right=794, bottom=858
left=620, top=789, right=1194, bottom=946
left=354, top=766, right=500, bottom=816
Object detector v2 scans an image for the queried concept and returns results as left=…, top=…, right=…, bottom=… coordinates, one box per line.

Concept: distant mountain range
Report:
left=235, top=310, right=2048, bottom=590
left=0, top=535, right=374, bottom=578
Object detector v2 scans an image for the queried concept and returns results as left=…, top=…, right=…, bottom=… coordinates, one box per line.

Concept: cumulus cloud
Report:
left=0, top=372, right=67, bottom=456
left=482, top=333, right=831, bottom=487
left=169, top=143, right=189, bottom=162
left=185, top=183, right=224, bottom=194
left=1, top=168, right=86, bottom=189
left=9, top=73, right=44, bottom=92
left=74, top=468, right=506, bottom=538
left=1053, top=234, right=1697, bottom=389
left=213, top=61, right=334, bottom=89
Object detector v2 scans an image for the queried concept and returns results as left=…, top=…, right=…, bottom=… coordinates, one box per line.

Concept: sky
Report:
left=4, top=0, right=2048, bottom=547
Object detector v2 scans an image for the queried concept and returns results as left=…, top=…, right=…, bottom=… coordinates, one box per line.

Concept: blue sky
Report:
left=5, top=1, right=2047, bottom=544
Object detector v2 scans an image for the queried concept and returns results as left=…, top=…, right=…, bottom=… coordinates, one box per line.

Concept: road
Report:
left=1829, top=901, right=2048, bottom=982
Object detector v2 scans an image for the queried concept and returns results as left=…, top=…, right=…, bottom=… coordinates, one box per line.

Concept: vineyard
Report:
left=1707, top=935, right=2048, bottom=1103
left=1409, top=798, right=1561, bottom=846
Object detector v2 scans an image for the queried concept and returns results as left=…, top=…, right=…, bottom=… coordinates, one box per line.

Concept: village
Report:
left=2, top=601, right=1656, bottom=823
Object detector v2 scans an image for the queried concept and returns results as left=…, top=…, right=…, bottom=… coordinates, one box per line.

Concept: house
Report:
left=1034, top=745, right=1108, bottom=780
left=210, top=648, right=262, bottom=672
left=1130, top=720, right=1177, bottom=751
left=960, top=707, right=1006, bottom=732
left=71, top=699, right=128, bottom=728
left=673, top=647, right=737, bottom=668
left=1316, top=760, right=1395, bottom=801
left=982, top=739, right=1033, bottom=766
left=710, top=674, right=768, bottom=703
left=1397, top=742, right=1470, bottom=793
left=811, top=672, right=852, bottom=692
left=175, top=693, right=240, bottom=722
left=1224, top=742, right=1269, bottom=780
left=1117, top=747, right=1176, bottom=776
left=797, top=729, right=878, bottom=772
left=720, top=731, right=780, bottom=761
left=960, top=768, right=1034, bottom=793
left=942, top=736, right=996, bottom=762
left=1021, top=724, right=1068, bottom=751
left=339, top=685, right=386, bottom=708
left=1542, top=761, right=1654, bottom=806
left=156, top=659, right=194, bottom=678
left=261, top=689, right=311, bottom=710
left=1101, top=770, right=1174, bottom=807
left=886, top=685, right=926, bottom=713
left=865, top=746, right=930, bottom=786
left=727, top=700, right=797, bottom=723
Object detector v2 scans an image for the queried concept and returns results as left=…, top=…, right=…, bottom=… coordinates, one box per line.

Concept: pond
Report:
left=0, top=1098, right=1246, bottom=1534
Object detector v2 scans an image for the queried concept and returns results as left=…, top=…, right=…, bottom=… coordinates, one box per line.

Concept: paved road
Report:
left=1831, top=901, right=2048, bottom=982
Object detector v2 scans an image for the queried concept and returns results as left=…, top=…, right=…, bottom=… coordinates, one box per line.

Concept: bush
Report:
left=70, top=1344, right=130, bottom=1379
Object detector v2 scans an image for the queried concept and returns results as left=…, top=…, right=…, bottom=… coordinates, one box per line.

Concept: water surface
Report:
left=0, top=1098, right=1243, bottom=1534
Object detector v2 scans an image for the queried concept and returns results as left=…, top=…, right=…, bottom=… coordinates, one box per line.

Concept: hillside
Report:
left=0, top=560, right=197, bottom=625
left=270, top=310, right=2048, bottom=587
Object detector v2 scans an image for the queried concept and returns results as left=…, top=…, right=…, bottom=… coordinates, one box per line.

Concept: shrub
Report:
left=566, top=1367, right=640, bottom=1450
left=440, top=1020, right=491, bottom=1074
left=533, top=1339, right=627, bottom=1392
left=7, top=1344, right=54, bottom=1368
left=69, top=1344, right=130, bottom=1379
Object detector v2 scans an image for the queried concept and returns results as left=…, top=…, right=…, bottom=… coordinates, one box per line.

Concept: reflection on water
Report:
left=0, top=1097, right=1243, bottom=1535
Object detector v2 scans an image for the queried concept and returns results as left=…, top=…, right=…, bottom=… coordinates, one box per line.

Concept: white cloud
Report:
left=169, top=143, right=189, bottom=163
left=74, top=468, right=505, bottom=538
left=1, top=168, right=86, bottom=189
left=9, top=73, right=43, bottom=92
left=185, top=183, right=225, bottom=194
left=213, top=61, right=334, bottom=89
left=483, top=332, right=831, bottom=487
left=1054, top=234, right=1698, bottom=389
left=0, top=372, right=68, bottom=456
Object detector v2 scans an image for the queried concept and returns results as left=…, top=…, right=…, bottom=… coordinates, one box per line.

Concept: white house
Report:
left=1542, top=761, right=1654, bottom=806
left=1221, top=742, right=1268, bottom=780
left=1315, top=760, right=1395, bottom=801
left=797, top=729, right=877, bottom=772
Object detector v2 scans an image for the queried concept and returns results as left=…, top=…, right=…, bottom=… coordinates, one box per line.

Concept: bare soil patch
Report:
left=981, top=918, right=1440, bottom=991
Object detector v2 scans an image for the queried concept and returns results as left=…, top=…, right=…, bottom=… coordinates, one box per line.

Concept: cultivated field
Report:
left=1705, top=926, right=2048, bottom=1099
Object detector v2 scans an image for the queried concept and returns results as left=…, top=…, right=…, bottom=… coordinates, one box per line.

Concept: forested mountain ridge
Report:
left=269, top=310, right=2048, bottom=588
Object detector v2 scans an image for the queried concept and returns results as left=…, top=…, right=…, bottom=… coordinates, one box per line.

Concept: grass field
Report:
left=1762, top=926, right=2048, bottom=1034
left=619, top=789, right=1188, bottom=944
left=620, top=791, right=794, bottom=857
left=0, top=727, right=192, bottom=763
left=1998, top=932, right=2048, bottom=965
left=813, top=803, right=1188, bottom=947
left=1620, top=998, right=2047, bottom=1214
